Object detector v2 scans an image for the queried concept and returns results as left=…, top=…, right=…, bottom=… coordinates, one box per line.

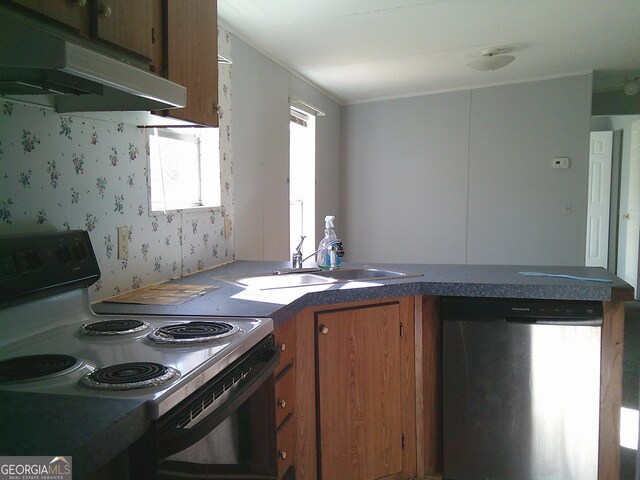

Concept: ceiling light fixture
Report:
left=623, top=77, right=640, bottom=96
left=467, top=48, right=515, bottom=72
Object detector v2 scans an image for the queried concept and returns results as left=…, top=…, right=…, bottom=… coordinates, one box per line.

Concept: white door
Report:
left=585, top=132, right=613, bottom=267
left=622, top=119, right=640, bottom=296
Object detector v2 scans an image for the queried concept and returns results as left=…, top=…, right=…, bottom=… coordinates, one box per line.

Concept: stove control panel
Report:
left=0, top=230, right=100, bottom=306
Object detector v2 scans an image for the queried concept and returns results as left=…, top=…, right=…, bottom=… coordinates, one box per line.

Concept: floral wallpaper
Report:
left=0, top=28, right=235, bottom=302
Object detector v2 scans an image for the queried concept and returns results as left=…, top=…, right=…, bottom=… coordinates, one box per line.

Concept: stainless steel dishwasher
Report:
left=442, top=297, right=603, bottom=480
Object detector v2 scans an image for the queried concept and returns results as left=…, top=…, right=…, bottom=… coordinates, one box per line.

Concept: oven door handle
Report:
left=157, top=345, right=280, bottom=458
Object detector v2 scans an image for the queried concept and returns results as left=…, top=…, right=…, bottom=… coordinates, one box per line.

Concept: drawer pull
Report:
left=278, top=399, right=286, bottom=409
left=278, top=450, right=287, bottom=460
left=279, top=342, right=286, bottom=351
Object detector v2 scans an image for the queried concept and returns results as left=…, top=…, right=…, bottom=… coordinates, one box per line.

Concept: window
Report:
left=148, top=128, right=221, bottom=212
left=289, top=107, right=316, bottom=255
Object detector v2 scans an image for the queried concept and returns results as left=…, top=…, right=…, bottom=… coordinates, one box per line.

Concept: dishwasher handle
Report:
left=505, top=316, right=602, bottom=327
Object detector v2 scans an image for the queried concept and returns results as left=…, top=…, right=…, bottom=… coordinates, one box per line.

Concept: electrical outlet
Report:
left=224, top=215, right=232, bottom=239
left=117, top=226, right=129, bottom=259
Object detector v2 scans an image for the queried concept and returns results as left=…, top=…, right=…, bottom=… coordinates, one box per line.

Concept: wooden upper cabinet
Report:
left=316, top=302, right=404, bottom=480
left=92, top=0, right=154, bottom=60
left=8, top=0, right=90, bottom=35
left=164, top=0, right=219, bottom=127
left=7, top=0, right=154, bottom=59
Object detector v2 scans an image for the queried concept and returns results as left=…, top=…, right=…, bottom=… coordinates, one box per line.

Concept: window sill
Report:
left=150, top=204, right=223, bottom=215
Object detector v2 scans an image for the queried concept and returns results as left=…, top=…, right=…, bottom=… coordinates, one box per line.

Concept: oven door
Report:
left=153, top=335, right=280, bottom=479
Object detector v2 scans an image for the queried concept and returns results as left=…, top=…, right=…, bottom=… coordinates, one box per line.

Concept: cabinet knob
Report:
left=319, top=325, right=329, bottom=335
left=99, top=4, right=112, bottom=17
left=75, top=0, right=87, bottom=7
left=278, top=399, right=286, bottom=409
left=623, top=213, right=630, bottom=220
left=278, top=450, right=287, bottom=460
left=279, top=342, right=286, bottom=352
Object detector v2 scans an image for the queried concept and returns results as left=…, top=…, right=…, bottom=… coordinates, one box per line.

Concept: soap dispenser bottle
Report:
left=317, top=215, right=342, bottom=269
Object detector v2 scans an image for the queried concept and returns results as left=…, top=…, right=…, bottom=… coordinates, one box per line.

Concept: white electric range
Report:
left=0, top=231, right=274, bottom=420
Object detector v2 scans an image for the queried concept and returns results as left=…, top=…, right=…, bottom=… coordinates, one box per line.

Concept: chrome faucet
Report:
left=290, top=235, right=344, bottom=270
left=292, top=236, right=306, bottom=269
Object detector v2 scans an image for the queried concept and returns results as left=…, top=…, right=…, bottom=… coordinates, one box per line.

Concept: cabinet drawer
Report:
left=275, top=365, right=294, bottom=427
left=276, top=414, right=294, bottom=479
left=274, top=320, right=295, bottom=376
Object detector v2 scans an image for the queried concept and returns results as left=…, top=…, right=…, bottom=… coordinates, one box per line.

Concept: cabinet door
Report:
left=165, top=0, right=218, bottom=127
left=9, top=0, right=89, bottom=35
left=316, top=303, right=403, bottom=480
left=93, top=0, right=153, bottom=59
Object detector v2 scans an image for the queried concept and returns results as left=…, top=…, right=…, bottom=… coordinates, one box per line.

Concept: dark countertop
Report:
left=7, top=261, right=630, bottom=477
left=0, top=392, right=149, bottom=480
left=93, top=261, right=635, bottom=327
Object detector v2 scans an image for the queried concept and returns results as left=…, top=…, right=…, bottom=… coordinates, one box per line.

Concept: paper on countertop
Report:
left=104, top=284, right=218, bottom=305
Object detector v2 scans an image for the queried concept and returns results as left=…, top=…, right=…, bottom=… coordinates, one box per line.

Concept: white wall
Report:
left=231, top=36, right=341, bottom=261
left=467, top=75, right=592, bottom=265
left=341, top=92, right=471, bottom=263
left=341, top=74, right=593, bottom=266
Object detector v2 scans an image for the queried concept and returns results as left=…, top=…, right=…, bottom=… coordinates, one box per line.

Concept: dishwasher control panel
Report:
left=440, top=297, right=603, bottom=320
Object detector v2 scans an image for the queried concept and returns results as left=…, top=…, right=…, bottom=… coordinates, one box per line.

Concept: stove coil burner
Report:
left=148, top=321, right=239, bottom=344
left=79, top=319, right=150, bottom=336
left=80, top=362, right=179, bottom=390
left=0, top=354, right=79, bottom=383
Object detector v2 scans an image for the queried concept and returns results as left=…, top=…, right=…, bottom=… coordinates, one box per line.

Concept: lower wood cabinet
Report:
left=274, top=318, right=297, bottom=479
left=275, top=364, right=295, bottom=427
left=277, top=414, right=295, bottom=479
left=292, top=296, right=417, bottom=480
left=316, top=302, right=403, bottom=479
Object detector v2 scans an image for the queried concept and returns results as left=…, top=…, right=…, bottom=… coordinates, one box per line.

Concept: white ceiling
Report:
left=217, top=0, right=640, bottom=105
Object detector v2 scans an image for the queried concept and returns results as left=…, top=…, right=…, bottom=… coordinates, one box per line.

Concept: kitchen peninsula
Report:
left=93, top=260, right=634, bottom=480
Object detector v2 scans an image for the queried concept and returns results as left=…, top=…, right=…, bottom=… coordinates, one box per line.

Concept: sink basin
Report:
left=316, top=267, right=411, bottom=281
left=223, top=267, right=420, bottom=290
left=230, top=272, right=333, bottom=289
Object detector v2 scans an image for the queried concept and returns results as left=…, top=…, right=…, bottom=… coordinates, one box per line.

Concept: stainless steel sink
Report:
left=316, top=267, right=411, bottom=281
left=229, top=272, right=333, bottom=289
left=223, top=266, right=420, bottom=290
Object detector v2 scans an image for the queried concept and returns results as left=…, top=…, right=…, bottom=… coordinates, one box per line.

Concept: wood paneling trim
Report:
left=414, top=295, right=425, bottom=479
left=598, top=301, right=624, bottom=480
left=295, top=307, right=317, bottom=480
left=401, top=296, right=418, bottom=478
left=422, top=295, right=441, bottom=476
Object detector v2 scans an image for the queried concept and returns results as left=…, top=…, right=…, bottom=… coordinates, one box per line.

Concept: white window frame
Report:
left=147, top=127, right=221, bottom=213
